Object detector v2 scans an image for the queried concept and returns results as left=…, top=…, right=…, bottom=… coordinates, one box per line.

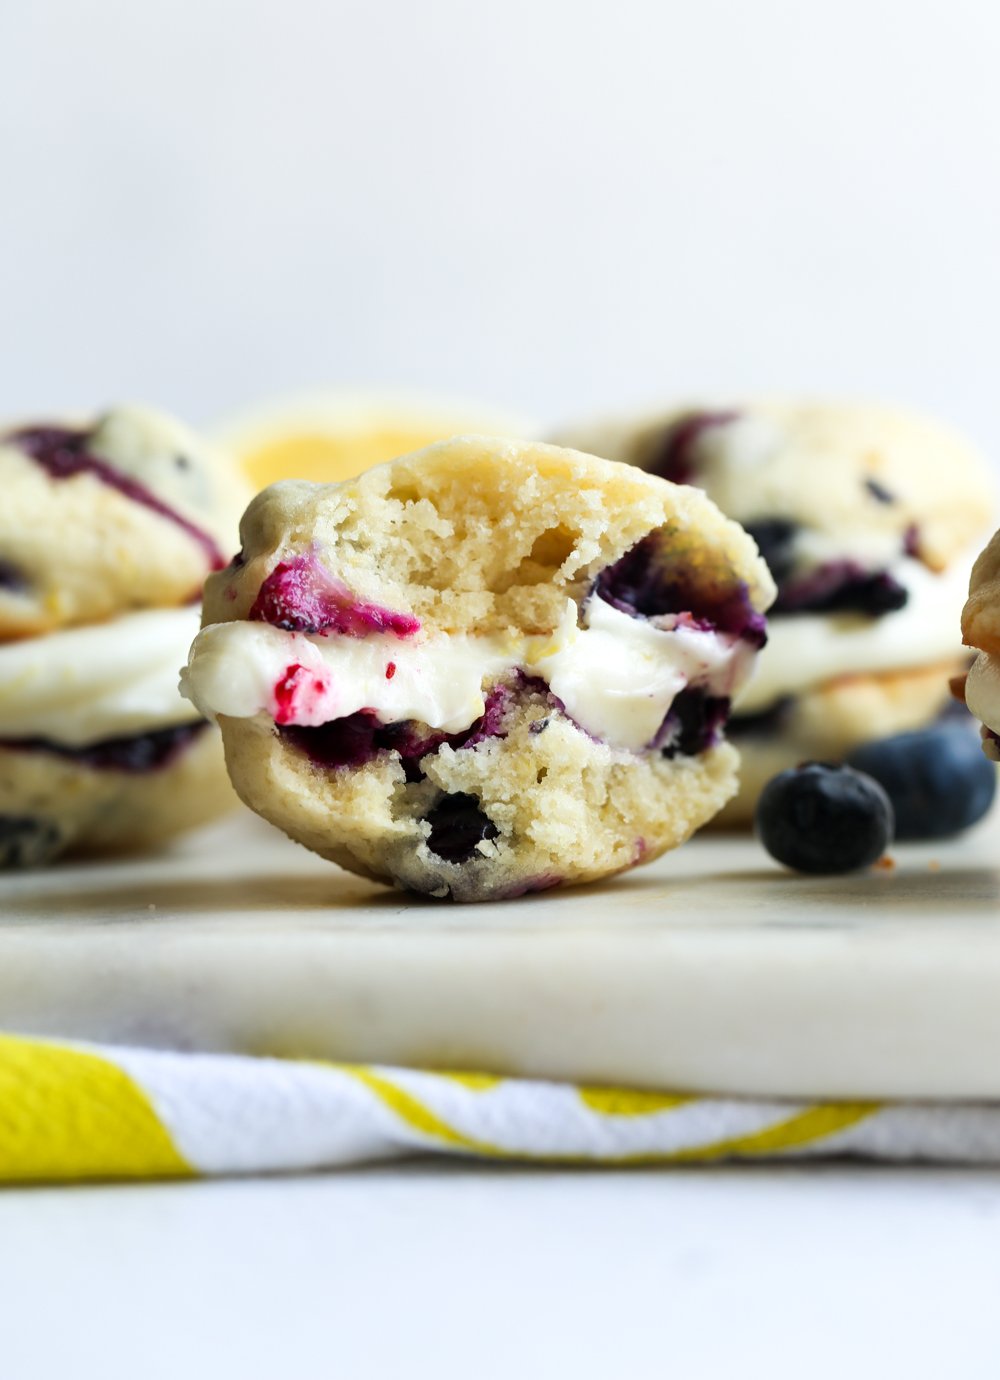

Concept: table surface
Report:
left=7, top=810, right=1000, bottom=1375
left=4, top=1162, right=1000, bottom=1379
left=4, top=809, right=1000, bottom=1098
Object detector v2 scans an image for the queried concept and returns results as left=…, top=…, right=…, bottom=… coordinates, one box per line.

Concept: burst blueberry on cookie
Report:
left=0, top=406, right=246, bottom=866
left=182, top=437, right=775, bottom=900
left=556, top=402, right=995, bottom=822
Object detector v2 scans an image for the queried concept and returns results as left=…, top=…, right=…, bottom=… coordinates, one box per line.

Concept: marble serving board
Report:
left=1, top=807, right=998, bottom=1101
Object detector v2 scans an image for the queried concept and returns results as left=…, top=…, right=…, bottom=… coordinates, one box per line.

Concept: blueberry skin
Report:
left=756, top=763, right=894, bottom=874
left=847, top=725, right=996, bottom=840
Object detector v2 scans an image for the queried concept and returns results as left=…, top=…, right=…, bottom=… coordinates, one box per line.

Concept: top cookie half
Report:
left=556, top=400, right=993, bottom=578
left=203, top=436, right=774, bottom=641
left=0, top=406, right=247, bottom=639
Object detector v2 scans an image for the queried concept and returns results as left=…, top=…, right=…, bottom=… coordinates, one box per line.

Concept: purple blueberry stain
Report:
left=9, top=426, right=226, bottom=570
left=774, top=562, right=907, bottom=617
left=2, top=721, right=208, bottom=773
left=425, top=792, right=499, bottom=864
left=595, top=533, right=767, bottom=647
left=281, top=682, right=518, bottom=779
left=250, top=553, right=421, bottom=638
left=658, top=689, right=731, bottom=758
left=742, top=513, right=914, bottom=618
left=647, top=410, right=739, bottom=486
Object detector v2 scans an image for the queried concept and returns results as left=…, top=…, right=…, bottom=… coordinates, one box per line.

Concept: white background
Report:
left=4, top=4, right=1000, bottom=1371
left=2, top=0, right=999, bottom=451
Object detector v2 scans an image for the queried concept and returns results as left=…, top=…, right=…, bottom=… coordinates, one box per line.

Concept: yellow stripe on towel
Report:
left=348, top=1066, right=508, bottom=1156
left=0, top=1035, right=191, bottom=1182
left=666, top=1101, right=880, bottom=1162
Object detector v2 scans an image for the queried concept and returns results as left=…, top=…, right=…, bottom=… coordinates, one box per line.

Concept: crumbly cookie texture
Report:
left=0, top=727, right=231, bottom=866
left=718, top=660, right=963, bottom=825
left=962, top=528, right=1000, bottom=658
left=0, top=405, right=248, bottom=638
left=556, top=400, right=993, bottom=572
left=197, top=436, right=774, bottom=901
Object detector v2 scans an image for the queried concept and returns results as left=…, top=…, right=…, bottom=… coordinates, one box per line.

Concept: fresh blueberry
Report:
left=846, top=724, right=996, bottom=840
left=0, top=815, right=65, bottom=869
left=756, top=763, right=894, bottom=874
left=425, top=792, right=499, bottom=864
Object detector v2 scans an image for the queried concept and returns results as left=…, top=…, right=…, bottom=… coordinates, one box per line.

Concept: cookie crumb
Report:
left=873, top=854, right=896, bottom=871
left=928, top=859, right=941, bottom=872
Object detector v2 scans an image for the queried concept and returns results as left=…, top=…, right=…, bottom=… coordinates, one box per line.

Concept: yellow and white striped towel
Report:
left=3, top=1032, right=1000, bottom=1181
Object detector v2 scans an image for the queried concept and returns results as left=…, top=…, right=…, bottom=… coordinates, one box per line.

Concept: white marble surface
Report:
left=3, top=808, right=999, bottom=1099
left=4, top=1163, right=1000, bottom=1380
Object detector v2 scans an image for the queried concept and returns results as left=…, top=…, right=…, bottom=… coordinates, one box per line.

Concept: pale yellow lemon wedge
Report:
left=213, top=393, right=538, bottom=489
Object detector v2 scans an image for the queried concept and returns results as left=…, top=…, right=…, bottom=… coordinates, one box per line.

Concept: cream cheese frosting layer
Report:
left=182, top=595, right=758, bottom=754
left=0, top=606, right=203, bottom=746
left=737, top=556, right=969, bottom=714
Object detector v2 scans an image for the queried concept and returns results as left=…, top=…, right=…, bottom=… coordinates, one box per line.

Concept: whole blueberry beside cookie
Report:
left=756, top=762, right=894, bottom=874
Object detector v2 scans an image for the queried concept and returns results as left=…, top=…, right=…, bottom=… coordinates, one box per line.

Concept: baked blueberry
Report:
left=645, top=410, right=738, bottom=486
left=743, top=518, right=800, bottom=587
left=425, top=792, right=499, bottom=864
left=846, top=724, right=996, bottom=839
left=0, top=815, right=64, bottom=869
left=756, top=762, right=894, bottom=874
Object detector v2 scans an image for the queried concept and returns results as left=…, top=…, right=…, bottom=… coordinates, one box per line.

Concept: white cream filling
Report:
left=0, top=606, right=203, bottom=747
left=737, top=556, right=970, bottom=714
left=965, top=653, right=1000, bottom=738
left=181, top=596, right=758, bottom=754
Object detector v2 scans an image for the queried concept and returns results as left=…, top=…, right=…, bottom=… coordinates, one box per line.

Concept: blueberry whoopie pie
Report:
left=182, top=437, right=775, bottom=900
left=555, top=401, right=995, bottom=823
left=0, top=406, right=246, bottom=865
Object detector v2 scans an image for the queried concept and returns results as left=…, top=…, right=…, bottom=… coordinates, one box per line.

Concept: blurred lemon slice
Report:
left=214, top=393, right=538, bottom=489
